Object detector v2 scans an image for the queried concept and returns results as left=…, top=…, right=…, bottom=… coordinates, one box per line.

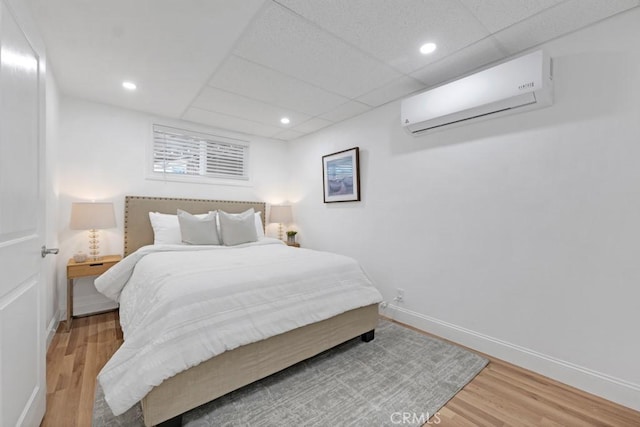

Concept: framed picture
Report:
left=322, top=147, right=360, bottom=203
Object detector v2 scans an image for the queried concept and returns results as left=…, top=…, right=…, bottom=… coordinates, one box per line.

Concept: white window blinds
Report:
left=152, top=125, right=249, bottom=181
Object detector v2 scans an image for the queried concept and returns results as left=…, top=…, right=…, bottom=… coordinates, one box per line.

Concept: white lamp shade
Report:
left=269, top=205, right=293, bottom=224
left=70, top=202, right=116, bottom=230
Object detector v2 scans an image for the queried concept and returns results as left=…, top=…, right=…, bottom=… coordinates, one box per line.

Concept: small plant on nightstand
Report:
left=286, top=230, right=297, bottom=244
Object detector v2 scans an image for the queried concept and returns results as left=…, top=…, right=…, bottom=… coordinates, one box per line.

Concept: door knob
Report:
left=41, top=246, right=59, bottom=258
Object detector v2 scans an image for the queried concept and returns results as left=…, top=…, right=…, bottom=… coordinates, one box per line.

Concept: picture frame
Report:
left=322, top=147, right=360, bottom=203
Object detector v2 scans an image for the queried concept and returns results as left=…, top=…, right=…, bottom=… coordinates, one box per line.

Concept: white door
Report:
left=0, top=0, right=47, bottom=425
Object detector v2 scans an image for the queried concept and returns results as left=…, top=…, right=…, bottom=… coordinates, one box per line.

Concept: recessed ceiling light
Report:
left=280, top=117, right=290, bottom=125
left=122, top=81, right=137, bottom=90
left=419, top=42, right=437, bottom=55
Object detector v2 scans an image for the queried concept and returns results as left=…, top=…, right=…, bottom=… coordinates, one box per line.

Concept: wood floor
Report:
left=42, top=312, right=123, bottom=427
left=42, top=312, right=640, bottom=427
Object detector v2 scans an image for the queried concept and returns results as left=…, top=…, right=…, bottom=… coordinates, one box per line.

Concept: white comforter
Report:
left=94, top=238, right=382, bottom=416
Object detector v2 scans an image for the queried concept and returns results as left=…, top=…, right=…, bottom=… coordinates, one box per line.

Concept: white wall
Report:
left=57, top=97, right=289, bottom=315
left=44, top=68, right=60, bottom=344
left=288, top=9, right=640, bottom=410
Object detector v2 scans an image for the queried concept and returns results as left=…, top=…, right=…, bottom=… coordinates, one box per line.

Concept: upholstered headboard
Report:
left=124, top=195, right=266, bottom=256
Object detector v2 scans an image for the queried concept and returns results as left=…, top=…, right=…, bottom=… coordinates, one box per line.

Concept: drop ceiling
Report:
left=26, top=0, right=640, bottom=141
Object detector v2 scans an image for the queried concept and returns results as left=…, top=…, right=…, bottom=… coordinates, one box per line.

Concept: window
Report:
left=151, top=124, right=249, bottom=182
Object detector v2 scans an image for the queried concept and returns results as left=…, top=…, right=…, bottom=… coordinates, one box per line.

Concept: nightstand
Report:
left=66, top=255, right=121, bottom=331
left=286, top=242, right=300, bottom=248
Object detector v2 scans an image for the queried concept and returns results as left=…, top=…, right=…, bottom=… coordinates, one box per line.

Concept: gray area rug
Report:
left=93, top=319, right=487, bottom=426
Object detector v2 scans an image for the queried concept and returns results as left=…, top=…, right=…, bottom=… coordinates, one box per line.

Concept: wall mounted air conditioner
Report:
left=401, top=50, right=553, bottom=133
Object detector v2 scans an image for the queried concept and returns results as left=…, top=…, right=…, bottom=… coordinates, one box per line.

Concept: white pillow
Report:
left=177, top=209, right=220, bottom=245
left=255, top=211, right=265, bottom=238
left=149, top=211, right=208, bottom=245
left=214, top=211, right=265, bottom=239
left=218, top=209, right=258, bottom=246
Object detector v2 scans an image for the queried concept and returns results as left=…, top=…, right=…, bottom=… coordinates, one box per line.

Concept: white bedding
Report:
left=94, top=238, right=382, bottom=416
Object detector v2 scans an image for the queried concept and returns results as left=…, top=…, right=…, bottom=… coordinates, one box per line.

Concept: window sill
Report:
left=145, top=173, right=253, bottom=187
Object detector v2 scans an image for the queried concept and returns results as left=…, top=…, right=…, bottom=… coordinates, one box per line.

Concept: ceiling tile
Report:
left=25, top=0, right=266, bottom=118
left=208, top=55, right=350, bottom=116
left=272, top=129, right=307, bottom=141
left=459, top=0, right=563, bottom=33
left=275, top=0, right=491, bottom=74
left=183, top=108, right=283, bottom=138
left=234, top=2, right=402, bottom=98
left=318, top=101, right=372, bottom=122
left=493, top=0, right=640, bottom=54
left=357, top=76, right=426, bottom=107
left=292, top=117, right=334, bottom=134
left=411, top=36, right=507, bottom=88
left=192, top=87, right=310, bottom=128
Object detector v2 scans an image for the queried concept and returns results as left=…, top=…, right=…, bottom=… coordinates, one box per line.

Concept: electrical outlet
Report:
left=396, top=288, right=405, bottom=302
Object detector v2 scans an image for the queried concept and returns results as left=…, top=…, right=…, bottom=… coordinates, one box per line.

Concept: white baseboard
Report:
left=384, top=304, right=640, bottom=412
left=46, top=310, right=60, bottom=349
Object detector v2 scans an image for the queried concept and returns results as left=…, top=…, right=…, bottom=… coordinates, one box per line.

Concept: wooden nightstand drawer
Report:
left=67, top=260, right=117, bottom=278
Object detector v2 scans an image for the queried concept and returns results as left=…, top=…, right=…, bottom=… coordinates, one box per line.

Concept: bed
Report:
left=96, top=196, right=382, bottom=426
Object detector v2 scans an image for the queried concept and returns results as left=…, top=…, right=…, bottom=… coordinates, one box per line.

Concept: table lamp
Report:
left=269, top=205, right=293, bottom=241
left=70, top=202, right=116, bottom=261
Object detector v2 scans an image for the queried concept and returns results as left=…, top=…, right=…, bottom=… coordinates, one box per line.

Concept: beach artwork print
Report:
left=322, top=147, right=361, bottom=203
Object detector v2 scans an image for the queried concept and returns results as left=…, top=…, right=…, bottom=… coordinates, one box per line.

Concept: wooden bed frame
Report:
left=123, top=196, right=380, bottom=426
